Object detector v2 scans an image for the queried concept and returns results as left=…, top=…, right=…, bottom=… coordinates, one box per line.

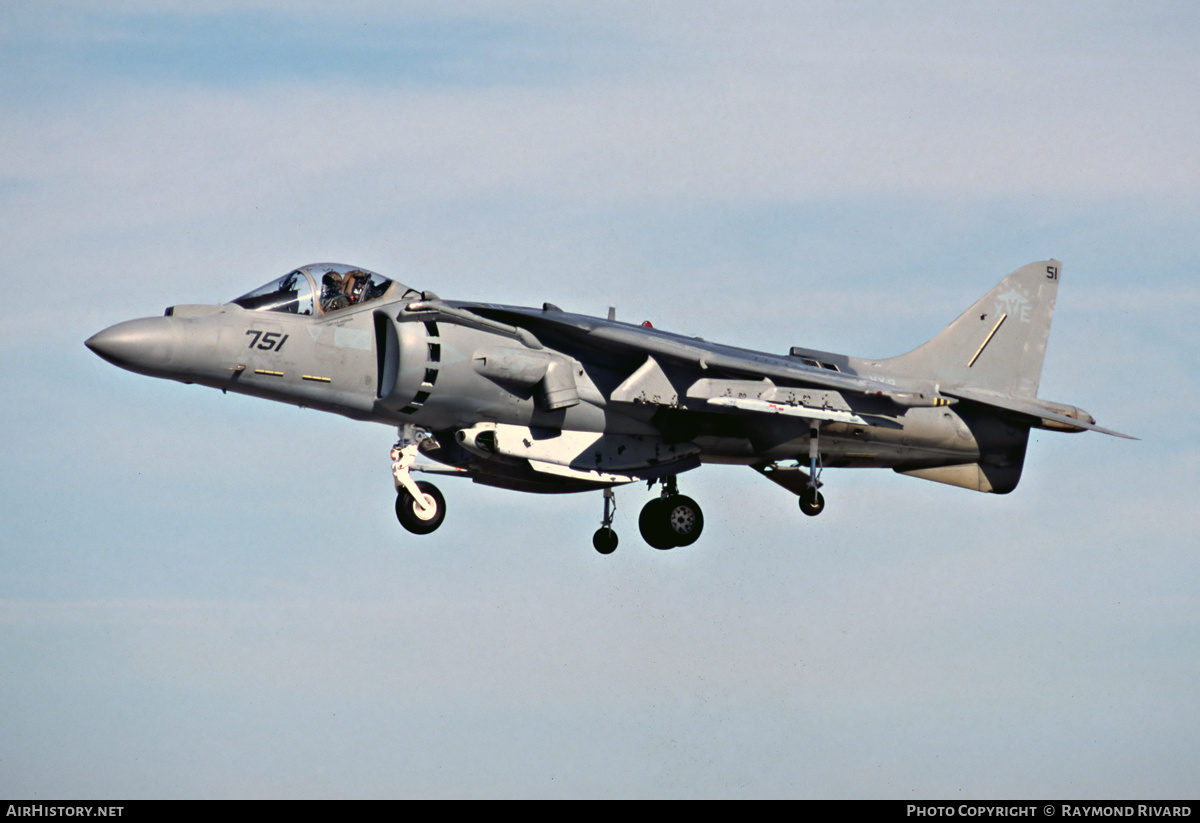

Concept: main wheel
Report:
left=592, top=527, right=618, bottom=554
left=662, top=495, right=704, bottom=546
left=639, top=499, right=676, bottom=550
left=798, top=488, right=825, bottom=517
left=396, top=481, right=446, bottom=534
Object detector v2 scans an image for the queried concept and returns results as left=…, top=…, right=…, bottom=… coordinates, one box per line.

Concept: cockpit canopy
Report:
left=231, top=263, right=415, bottom=316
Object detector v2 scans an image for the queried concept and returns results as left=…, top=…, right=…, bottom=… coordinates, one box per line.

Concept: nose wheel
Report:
left=391, top=425, right=447, bottom=535
left=396, top=481, right=446, bottom=534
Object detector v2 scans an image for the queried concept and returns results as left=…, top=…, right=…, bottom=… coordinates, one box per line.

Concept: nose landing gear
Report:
left=391, top=426, right=446, bottom=535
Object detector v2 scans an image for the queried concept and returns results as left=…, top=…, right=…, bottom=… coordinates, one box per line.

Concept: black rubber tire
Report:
left=592, top=528, right=618, bottom=554
left=798, top=488, right=825, bottom=517
left=396, top=481, right=447, bottom=535
left=662, top=495, right=704, bottom=546
left=639, top=498, right=676, bottom=550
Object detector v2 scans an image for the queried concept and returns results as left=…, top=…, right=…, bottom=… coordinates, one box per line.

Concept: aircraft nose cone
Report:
left=86, top=317, right=180, bottom=375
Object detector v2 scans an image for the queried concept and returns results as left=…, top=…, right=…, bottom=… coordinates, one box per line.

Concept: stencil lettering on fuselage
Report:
left=334, top=327, right=372, bottom=351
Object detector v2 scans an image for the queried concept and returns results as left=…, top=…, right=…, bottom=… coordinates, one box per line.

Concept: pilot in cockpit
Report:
left=320, top=272, right=350, bottom=312
left=342, top=270, right=363, bottom=302
left=233, top=264, right=402, bottom=317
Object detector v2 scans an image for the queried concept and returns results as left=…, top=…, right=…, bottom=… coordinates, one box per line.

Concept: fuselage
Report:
left=86, top=259, right=1126, bottom=549
left=86, top=264, right=1023, bottom=495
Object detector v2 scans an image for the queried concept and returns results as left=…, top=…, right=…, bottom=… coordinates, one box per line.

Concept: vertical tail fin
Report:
left=881, top=260, right=1061, bottom=398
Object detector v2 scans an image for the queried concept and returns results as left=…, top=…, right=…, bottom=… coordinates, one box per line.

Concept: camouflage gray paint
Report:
left=86, top=260, right=1131, bottom=552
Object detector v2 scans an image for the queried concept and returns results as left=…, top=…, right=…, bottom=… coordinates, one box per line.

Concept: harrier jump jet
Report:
left=86, top=259, right=1130, bottom=553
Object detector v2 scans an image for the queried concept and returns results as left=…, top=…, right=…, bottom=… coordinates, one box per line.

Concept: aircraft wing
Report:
left=401, top=299, right=1136, bottom=436
left=446, top=302, right=918, bottom=399
left=419, top=302, right=1134, bottom=438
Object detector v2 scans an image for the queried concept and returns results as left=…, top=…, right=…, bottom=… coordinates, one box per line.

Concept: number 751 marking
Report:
left=246, top=330, right=289, bottom=351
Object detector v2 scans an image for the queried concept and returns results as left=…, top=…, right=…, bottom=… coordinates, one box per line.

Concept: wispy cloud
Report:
left=4, top=2, right=1198, bottom=798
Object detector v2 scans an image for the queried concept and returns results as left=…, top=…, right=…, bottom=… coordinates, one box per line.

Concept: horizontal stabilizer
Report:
left=944, top=386, right=1137, bottom=439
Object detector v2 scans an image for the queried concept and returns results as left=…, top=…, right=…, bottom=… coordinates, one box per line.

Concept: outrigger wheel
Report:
left=798, top=424, right=826, bottom=517
left=798, top=487, right=825, bottom=517
left=396, top=481, right=446, bottom=534
left=592, top=527, right=618, bottom=554
left=593, top=488, right=618, bottom=554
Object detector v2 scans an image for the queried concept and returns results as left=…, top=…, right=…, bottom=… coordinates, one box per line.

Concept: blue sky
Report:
left=2, top=2, right=1197, bottom=798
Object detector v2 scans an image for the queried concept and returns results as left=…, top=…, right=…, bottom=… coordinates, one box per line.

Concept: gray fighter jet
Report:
left=86, top=259, right=1131, bottom=553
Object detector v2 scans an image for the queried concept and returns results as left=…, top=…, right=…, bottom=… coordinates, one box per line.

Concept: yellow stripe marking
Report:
left=968, top=313, right=1007, bottom=368
left=254, top=369, right=284, bottom=377
left=302, top=375, right=332, bottom=383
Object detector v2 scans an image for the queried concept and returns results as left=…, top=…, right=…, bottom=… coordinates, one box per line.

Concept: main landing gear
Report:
left=392, top=427, right=446, bottom=535
left=591, top=476, right=705, bottom=554
left=638, top=475, right=703, bottom=550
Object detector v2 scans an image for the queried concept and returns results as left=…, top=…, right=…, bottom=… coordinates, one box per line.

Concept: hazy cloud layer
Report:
left=2, top=2, right=1197, bottom=798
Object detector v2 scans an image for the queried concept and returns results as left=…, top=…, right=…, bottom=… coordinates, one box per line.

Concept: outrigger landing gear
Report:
left=638, top=475, right=704, bottom=550
left=799, top=487, right=825, bottom=517
left=799, top=424, right=826, bottom=517
left=391, top=425, right=446, bottom=535
left=592, top=487, right=618, bottom=554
